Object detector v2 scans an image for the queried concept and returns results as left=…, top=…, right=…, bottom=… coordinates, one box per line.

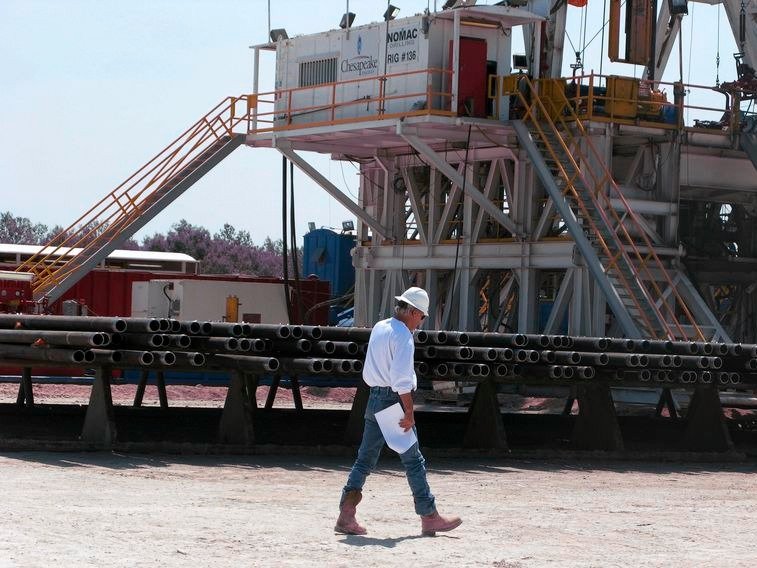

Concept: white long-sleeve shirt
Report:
left=362, top=317, right=417, bottom=395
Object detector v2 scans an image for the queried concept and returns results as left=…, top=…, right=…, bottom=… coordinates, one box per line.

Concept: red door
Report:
left=449, top=37, right=487, bottom=117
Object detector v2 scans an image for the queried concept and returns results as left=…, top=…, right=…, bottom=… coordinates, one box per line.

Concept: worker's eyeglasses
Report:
left=415, top=309, right=426, bottom=321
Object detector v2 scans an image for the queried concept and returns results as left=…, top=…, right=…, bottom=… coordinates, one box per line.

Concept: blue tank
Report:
left=303, top=228, right=356, bottom=324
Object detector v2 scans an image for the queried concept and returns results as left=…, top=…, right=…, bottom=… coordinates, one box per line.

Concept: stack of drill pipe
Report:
left=409, top=329, right=757, bottom=387
left=3, top=315, right=757, bottom=387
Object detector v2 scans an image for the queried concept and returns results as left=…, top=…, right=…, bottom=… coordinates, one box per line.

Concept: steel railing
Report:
left=17, top=96, right=254, bottom=294
left=504, top=75, right=705, bottom=341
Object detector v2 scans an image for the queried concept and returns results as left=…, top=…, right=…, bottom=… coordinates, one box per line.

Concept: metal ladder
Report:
left=508, top=76, right=722, bottom=341
left=17, top=96, right=253, bottom=304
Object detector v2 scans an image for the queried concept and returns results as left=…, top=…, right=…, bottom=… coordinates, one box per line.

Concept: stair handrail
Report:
left=507, top=75, right=703, bottom=340
left=525, top=103, right=661, bottom=337
left=17, top=96, right=253, bottom=291
left=536, top=77, right=704, bottom=341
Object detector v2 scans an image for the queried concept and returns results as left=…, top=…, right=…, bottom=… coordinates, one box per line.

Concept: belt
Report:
left=369, top=386, right=395, bottom=393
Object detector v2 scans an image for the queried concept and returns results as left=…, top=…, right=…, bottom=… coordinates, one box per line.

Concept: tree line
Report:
left=0, top=212, right=299, bottom=278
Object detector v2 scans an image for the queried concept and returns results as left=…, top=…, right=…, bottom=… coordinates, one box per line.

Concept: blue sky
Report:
left=0, top=0, right=738, bottom=246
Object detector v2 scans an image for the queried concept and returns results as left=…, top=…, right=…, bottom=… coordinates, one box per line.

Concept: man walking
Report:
left=335, top=286, right=462, bottom=537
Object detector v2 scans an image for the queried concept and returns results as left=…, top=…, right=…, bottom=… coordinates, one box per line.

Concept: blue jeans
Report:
left=342, top=386, right=436, bottom=516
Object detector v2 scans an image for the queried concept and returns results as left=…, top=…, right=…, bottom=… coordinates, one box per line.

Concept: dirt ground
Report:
left=1, top=452, right=756, bottom=568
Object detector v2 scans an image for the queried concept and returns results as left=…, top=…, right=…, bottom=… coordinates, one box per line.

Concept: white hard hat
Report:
left=395, top=287, right=429, bottom=316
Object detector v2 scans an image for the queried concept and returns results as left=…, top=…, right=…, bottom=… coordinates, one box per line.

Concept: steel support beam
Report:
left=399, top=127, right=522, bottom=237
left=276, top=143, right=391, bottom=239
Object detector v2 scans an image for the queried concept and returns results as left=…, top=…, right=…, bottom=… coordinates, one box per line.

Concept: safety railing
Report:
left=248, top=67, right=454, bottom=133
left=494, top=72, right=750, bottom=135
left=18, top=95, right=254, bottom=293
left=504, top=75, right=705, bottom=341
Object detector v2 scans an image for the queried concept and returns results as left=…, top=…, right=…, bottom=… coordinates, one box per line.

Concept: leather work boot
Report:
left=334, top=490, right=367, bottom=535
left=421, top=511, right=462, bottom=536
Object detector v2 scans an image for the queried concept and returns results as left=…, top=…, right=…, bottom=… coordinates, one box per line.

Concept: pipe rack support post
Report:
left=133, top=369, right=149, bottom=407
left=655, top=387, right=679, bottom=419
left=218, top=371, right=255, bottom=446
left=463, top=379, right=508, bottom=450
left=15, top=367, right=34, bottom=408
left=681, top=386, right=733, bottom=452
left=344, top=382, right=370, bottom=445
left=81, top=366, right=116, bottom=449
left=156, top=371, right=168, bottom=409
left=244, top=373, right=259, bottom=408
left=571, top=384, right=624, bottom=451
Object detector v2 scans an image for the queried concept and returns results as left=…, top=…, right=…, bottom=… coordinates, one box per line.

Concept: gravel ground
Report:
left=1, top=452, right=756, bottom=567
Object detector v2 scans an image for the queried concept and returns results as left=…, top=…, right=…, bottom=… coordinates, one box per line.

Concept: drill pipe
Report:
left=277, top=357, right=325, bottom=373
left=88, top=349, right=123, bottom=364
left=517, top=334, right=552, bottom=348
left=493, top=364, right=511, bottom=377
left=677, top=355, right=722, bottom=370
left=645, top=354, right=675, bottom=368
left=426, top=331, right=469, bottom=346
left=124, top=318, right=162, bottom=333
left=576, top=366, right=595, bottom=379
left=551, top=351, right=581, bottom=365
left=351, top=360, right=363, bottom=373
left=419, top=346, right=473, bottom=360
left=241, top=324, right=292, bottom=340
left=237, top=338, right=253, bottom=352
left=149, top=351, right=176, bottom=366
left=666, top=341, right=701, bottom=355
left=312, top=340, right=336, bottom=355
left=0, top=330, right=110, bottom=348
left=0, top=345, right=88, bottom=364
left=329, top=341, right=360, bottom=356
left=316, top=327, right=373, bottom=342
left=299, top=326, right=323, bottom=340
left=603, top=338, right=640, bottom=352
left=273, top=339, right=312, bottom=355
left=115, top=333, right=165, bottom=349
left=210, top=354, right=280, bottom=372
left=642, top=339, right=674, bottom=353
left=567, top=337, right=610, bottom=351
left=462, top=332, right=526, bottom=348
left=163, top=334, right=192, bottom=349
left=190, top=337, right=238, bottom=351
left=540, top=351, right=557, bottom=363
left=208, top=322, right=244, bottom=337
left=169, top=319, right=182, bottom=333
left=0, top=314, right=127, bottom=333
left=512, top=349, right=541, bottom=363
left=431, top=362, right=449, bottom=377
left=114, top=350, right=154, bottom=366
left=172, top=352, right=206, bottom=367
left=181, top=320, right=213, bottom=335
left=468, top=347, right=499, bottom=361
left=496, top=348, right=514, bottom=361
left=329, top=358, right=354, bottom=373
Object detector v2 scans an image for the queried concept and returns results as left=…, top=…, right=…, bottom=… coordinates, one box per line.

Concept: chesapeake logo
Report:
left=341, top=56, right=379, bottom=75
left=387, top=28, right=418, bottom=44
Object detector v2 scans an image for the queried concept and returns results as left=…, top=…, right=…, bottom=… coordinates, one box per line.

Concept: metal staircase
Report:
left=17, top=96, right=253, bottom=304
left=508, top=76, right=728, bottom=341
